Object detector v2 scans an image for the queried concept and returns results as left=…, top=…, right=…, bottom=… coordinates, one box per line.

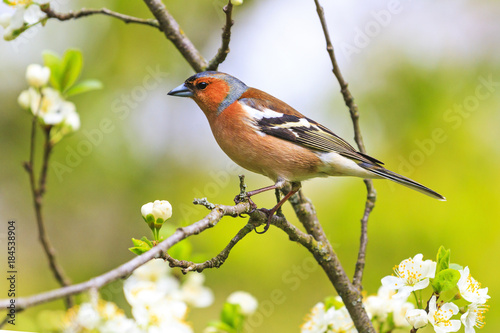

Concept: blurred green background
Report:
left=1, top=0, right=499, bottom=332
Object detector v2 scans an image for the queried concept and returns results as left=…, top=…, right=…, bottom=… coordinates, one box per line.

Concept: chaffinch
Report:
left=168, top=71, right=445, bottom=232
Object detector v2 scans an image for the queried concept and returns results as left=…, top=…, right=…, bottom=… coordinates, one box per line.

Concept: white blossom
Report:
left=227, top=291, right=258, bottom=315
left=74, top=303, right=100, bottom=330
left=0, top=13, right=11, bottom=28
left=17, top=88, right=33, bottom=110
left=1, top=2, right=46, bottom=40
left=124, top=275, right=180, bottom=308
left=26, top=63, right=50, bottom=87
left=141, top=200, right=172, bottom=222
left=364, top=286, right=397, bottom=321
left=364, top=285, right=413, bottom=328
left=301, top=302, right=330, bottom=333
left=428, top=296, right=461, bottom=333
left=461, top=303, right=488, bottom=333
left=100, top=316, right=141, bottom=333
left=174, top=273, right=214, bottom=308
left=381, top=253, right=436, bottom=300
left=405, top=309, right=429, bottom=329
left=392, top=300, right=415, bottom=328
left=301, top=302, right=356, bottom=333
left=62, top=103, right=81, bottom=131
left=123, top=260, right=194, bottom=332
left=18, top=87, right=76, bottom=126
left=457, top=267, right=490, bottom=304
left=131, top=299, right=189, bottom=329
left=133, top=258, right=171, bottom=282
left=63, top=300, right=141, bottom=333
left=327, top=306, right=356, bottom=333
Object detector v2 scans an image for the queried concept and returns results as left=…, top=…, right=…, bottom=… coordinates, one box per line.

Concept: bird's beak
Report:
left=167, top=83, right=193, bottom=97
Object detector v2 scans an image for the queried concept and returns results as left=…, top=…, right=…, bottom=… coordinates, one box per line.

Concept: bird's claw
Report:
left=255, top=208, right=273, bottom=234
left=234, top=193, right=257, bottom=209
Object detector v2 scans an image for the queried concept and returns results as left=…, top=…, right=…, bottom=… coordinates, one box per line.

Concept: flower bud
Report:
left=227, top=291, right=258, bottom=315
left=62, top=102, right=80, bottom=131
left=18, top=89, right=32, bottom=110
left=405, top=309, right=428, bottom=329
left=26, top=64, right=50, bottom=87
left=141, top=200, right=172, bottom=240
left=151, top=200, right=173, bottom=221
left=0, top=13, right=11, bottom=29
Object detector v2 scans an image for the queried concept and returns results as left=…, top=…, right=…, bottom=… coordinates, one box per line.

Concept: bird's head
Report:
left=168, top=71, right=248, bottom=117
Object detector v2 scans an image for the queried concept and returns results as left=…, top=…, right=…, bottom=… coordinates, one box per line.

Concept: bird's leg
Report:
left=256, top=182, right=301, bottom=234
left=245, top=178, right=286, bottom=197
left=234, top=178, right=286, bottom=211
left=274, top=188, right=284, bottom=217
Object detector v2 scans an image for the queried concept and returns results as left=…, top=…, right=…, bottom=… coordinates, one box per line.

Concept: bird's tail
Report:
left=363, top=165, right=446, bottom=201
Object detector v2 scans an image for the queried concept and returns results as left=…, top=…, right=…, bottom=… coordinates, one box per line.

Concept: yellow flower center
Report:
left=9, top=0, right=31, bottom=6
left=393, top=259, right=423, bottom=286
left=433, top=307, right=454, bottom=327
left=466, top=274, right=482, bottom=296
left=472, top=304, right=489, bottom=329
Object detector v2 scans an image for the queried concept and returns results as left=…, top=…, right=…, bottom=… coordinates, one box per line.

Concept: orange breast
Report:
left=209, top=103, right=322, bottom=182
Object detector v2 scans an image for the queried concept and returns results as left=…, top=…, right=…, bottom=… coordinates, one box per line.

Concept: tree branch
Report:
left=353, top=181, right=376, bottom=288
left=23, top=113, right=73, bottom=308
left=0, top=201, right=252, bottom=311
left=207, top=0, right=234, bottom=71
left=42, top=5, right=160, bottom=29
left=165, top=222, right=253, bottom=273
left=288, top=188, right=375, bottom=332
left=313, top=0, right=377, bottom=292
left=142, top=0, right=208, bottom=72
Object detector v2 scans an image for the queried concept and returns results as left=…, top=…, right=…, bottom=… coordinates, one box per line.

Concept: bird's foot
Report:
left=235, top=194, right=257, bottom=217
left=255, top=208, right=273, bottom=234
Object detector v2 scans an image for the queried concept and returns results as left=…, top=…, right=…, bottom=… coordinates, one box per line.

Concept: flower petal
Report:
left=381, top=275, right=401, bottom=290
left=412, top=278, right=430, bottom=292
left=23, top=4, right=46, bottom=25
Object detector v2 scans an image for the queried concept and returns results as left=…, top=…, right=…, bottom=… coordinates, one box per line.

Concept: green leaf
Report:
left=129, top=237, right=153, bottom=255
left=435, top=246, right=451, bottom=275
left=432, top=268, right=460, bottom=293
left=221, top=303, right=245, bottom=331
left=60, top=49, right=83, bottom=92
left=129, top=247, right=146, bottom=255
left=64, top=79, right=103, bottom=97
left=42, top=50, right=62, bottom=90
left=140, top=236, right=153, bottom=248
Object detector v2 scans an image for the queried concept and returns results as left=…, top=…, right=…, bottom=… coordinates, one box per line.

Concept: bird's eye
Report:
left=196, top=81, right=208, bottom=90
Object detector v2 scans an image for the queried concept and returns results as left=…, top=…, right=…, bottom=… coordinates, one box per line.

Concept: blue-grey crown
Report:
left=187, top=71, right=248, bottom=114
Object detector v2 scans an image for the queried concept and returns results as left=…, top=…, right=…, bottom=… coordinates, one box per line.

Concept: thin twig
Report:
left=42, top=6, right=160, bottom=29
left=166, top=222, right=253, bottom=273
left=24, top=113, right=73, bottom=308
left=313, top=0, right=377, bottom=292
left=142, top=0, right=208, bottom=72
left=0, top=201, right=252, bottom=311
left=207, top=0, right=234, bottom=71
left=353, top=180, right=376, bottom=288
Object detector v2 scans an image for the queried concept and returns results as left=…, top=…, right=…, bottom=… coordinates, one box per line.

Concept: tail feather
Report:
left=363, top=165, right=446, bottom=201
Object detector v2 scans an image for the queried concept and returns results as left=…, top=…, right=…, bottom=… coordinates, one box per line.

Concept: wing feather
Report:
left=239, top=97, right=384, bottom=166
